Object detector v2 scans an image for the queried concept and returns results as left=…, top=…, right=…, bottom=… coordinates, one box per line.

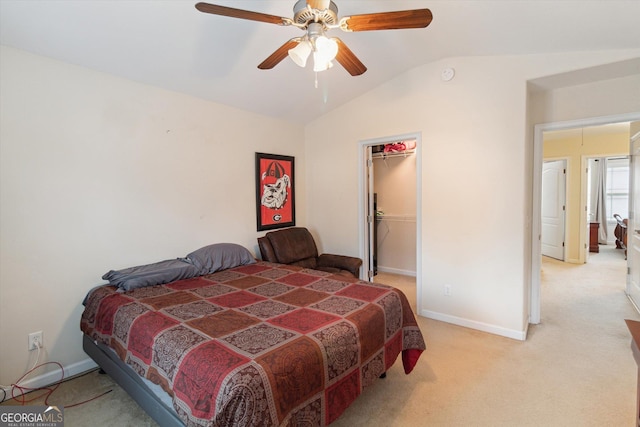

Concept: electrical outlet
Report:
left=28, top=331, right=43, bottom=351
left=444, top=284, right=452, bottom=296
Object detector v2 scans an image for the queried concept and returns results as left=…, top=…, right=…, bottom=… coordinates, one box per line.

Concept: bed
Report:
left=80, top=243, right=425, bottom=426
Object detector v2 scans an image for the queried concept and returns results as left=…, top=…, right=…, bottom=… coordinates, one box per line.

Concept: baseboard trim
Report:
left=421, top=309, right=527, bottom=341
left=1, top=358, right=97, bottom=402
left=627, top=293, right=640, bottom=315
left=376, top=266, right=416, bottom=277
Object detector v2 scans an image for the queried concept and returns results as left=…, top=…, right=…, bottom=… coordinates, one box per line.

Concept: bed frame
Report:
left=82, top=334, right=184, bottom=427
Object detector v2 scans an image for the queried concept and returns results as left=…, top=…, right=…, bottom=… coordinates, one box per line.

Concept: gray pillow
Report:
left=186, top=243, right=255, bottom=275
left=102, top=258, right=198, bottom=291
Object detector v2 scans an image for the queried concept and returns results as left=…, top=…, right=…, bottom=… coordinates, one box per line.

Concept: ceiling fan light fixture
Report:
left=315, top=36, right=338, bottom=61
left=313, top=57, right=334, bottom=72
left=312, top=36, right=338, bottom=71
left=288, top=40, right=312, bottom=67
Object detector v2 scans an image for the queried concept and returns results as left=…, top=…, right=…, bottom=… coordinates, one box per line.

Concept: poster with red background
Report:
left=256, top=153, right=295, bottom=231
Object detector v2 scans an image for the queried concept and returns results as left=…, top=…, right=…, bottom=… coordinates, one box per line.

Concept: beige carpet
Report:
left=3, top=246, right=639, bottom=426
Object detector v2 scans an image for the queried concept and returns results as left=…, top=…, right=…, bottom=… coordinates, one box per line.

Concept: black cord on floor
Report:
left=2, top=366, right=113, bottom=408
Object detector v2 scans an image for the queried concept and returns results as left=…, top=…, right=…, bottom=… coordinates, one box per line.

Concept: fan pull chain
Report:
left=315, top=72, right=319, bottom=89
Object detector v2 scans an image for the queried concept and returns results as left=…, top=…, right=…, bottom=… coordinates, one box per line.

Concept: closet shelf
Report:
left=372, top=149, right=415, bottom=160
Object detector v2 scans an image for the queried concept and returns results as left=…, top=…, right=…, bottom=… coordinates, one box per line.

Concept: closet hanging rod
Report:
left=376, top=214, right=416, bottom=222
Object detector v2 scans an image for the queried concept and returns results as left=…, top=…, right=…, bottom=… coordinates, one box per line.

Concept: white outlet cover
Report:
left=28, top=331, right=42, bottom=350
left=441, top=67, right=455, bottom=81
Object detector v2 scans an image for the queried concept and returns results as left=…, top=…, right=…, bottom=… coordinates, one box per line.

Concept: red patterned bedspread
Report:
left=81, top=261, right=425, bottom=426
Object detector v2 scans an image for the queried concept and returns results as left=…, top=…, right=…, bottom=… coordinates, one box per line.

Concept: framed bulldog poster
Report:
left=255, top=152, right=295, bottom=231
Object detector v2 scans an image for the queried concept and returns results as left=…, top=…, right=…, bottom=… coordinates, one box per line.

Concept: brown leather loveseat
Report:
left=257, top=227, right=362, bottom=278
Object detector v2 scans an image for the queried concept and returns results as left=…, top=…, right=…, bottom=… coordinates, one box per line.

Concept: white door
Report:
left=541, top=160, right=566, bottom=260
left=627, top=132, right=640, bottom=310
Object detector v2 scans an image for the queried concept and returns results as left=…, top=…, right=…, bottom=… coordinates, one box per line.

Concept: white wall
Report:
left=530, top=74, right=640, bottom=124
left=0, top=46, right=305, bottom=387
left=305, top=50, right=640, bottom=340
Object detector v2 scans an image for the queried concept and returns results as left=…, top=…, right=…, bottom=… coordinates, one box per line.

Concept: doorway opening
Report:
left=585, top=156, right=630, bottom=257
left=531, top=113, right=640, bottom=324
left=358, top=132, right=422, bottom=313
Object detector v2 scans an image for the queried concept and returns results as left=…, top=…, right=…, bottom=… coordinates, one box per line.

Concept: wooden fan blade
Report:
left=195, top=2, right=288, bottom=26
left=334, top=38, right=367, bottom=76
left=342, top=9, right=433, bottom=32
left=307, top=0, right=331, bottom=10
left=258, top=40, right=300, bottom=70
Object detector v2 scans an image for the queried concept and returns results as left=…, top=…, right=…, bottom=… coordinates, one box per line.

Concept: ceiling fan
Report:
left=195, top=1, right=433, bottom=76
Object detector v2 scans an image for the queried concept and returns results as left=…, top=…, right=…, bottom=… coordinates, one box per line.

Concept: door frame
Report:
left=530, top=112, right=640, bottom=324
left=628, top=130, right=640, bottom=312
left=358, top=132, right=422, bottom=311
left=582, top=155, right=601, bottom=264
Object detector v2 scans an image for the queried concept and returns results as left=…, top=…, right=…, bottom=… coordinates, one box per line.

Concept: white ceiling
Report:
left=1, top=0, right=639, bottom=124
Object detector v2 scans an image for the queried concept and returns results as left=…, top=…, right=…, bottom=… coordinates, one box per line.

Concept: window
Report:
left=606, top=157, right=629, bottom=220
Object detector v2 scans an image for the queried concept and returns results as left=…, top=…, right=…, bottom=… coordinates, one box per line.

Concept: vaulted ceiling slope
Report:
left=1, top=1, right=639, bottom=124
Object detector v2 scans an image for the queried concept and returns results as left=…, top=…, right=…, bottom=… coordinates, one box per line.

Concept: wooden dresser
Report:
left=626, top=319, right=640, bottom=427
left=589, top=222, right=599, bottom=253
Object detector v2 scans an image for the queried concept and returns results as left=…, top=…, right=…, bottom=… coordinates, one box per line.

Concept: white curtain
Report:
left=590, top=158, right=608, bottom=244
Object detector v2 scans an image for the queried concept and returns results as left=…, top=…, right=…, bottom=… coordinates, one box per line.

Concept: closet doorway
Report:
left=358, top=133, right=422, bottom=310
